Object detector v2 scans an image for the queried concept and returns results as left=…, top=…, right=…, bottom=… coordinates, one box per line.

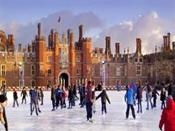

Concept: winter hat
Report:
left=0, top=95, right=7, bottom=103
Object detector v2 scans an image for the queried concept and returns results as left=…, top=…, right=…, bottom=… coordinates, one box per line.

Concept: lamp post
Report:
left=18, top=62, right=24, bottom=88
left=101, top=60, right=106, bottom=89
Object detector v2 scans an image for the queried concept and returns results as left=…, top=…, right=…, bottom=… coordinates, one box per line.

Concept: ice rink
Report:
left=0, top=91, right=162, bottom=131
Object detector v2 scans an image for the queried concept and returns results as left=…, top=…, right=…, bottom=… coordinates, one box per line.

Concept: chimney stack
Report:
left=70, top=32, right=74, bottom=44
left=37, top=23, right=41, bottom=38
left=79, top=25, right=83, bottom=40
left=136, top=38, right=142, bottom=55
left=67, top=29, right=71, bottom=43
left=115, top=43, right=120, bottom=54
left=105, top=36, right=111, bottom=55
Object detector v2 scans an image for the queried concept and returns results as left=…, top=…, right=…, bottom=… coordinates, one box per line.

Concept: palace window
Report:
left=48, top=69, right=52, bottom=75
left=139, top=58, right=143, bottom=62
left=76, top=55, right=81, bottom=62
left=116, top=66, right=121, bottom=76
left=47, top=56, right=52, bottom=63
left=136, top=66, right=141, bottom=76
left=1, top=65, right=6, bottom=76
left=76, top=69, right=80, bottom=75
left=31, top=65, right=35, bottom=75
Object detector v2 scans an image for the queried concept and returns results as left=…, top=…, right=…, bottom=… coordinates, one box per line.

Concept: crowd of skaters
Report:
left=0, top=80, right=175, bottom=130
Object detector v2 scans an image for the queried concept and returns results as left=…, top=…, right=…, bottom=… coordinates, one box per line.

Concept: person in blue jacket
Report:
left=124, top=85, right=136, bottom=119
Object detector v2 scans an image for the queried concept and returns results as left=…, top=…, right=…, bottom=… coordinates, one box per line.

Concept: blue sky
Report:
left=1, top=0, right=174, bottom=25
left=0, top=0, right=175, bottom=54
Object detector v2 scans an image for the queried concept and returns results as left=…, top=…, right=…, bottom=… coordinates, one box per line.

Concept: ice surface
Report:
left=0, top=91, right=162, bottom=131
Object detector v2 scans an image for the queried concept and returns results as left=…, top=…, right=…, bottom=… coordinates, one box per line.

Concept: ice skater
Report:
left=51, top=86, right=56, bottom=111
left=39, top=87, right=44, bottom=105
left=96, top=88, right=110, bottom=115
left=152, top=86, right=159, bottom=108
left=91, top=81, right=96, bottom=113
left=29, top=86, right=41, bottom=116
left=136, top=84, right=143, bottom=113
left=21, top=86, right=28, bottom=104
left=160, top=87, right=166, bottom=109
left=0, top=94, right=8, bottom=131
left=145, top=83, right=153, bottom=110
left=85, top=81, right=93, bottom=122
left=124, top=85, right=136, bottom=119
left=159, top=96, right=175, bottom=131
left=13, top=88, right=19, bottom=107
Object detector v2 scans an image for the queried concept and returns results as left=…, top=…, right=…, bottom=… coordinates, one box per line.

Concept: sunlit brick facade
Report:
left=0, top=24, right=175, bottom=88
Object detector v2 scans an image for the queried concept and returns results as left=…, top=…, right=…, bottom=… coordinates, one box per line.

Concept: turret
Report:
left=105, top=36, right=112, bottom=55
left=115, top=43, right=120, bottom=54
left=135, top=38, right=142, bottom=56
left=67, top=29, right=71, bottom=44
left=163, top=33, right=171, bottom=52
left=79, top=25, right=83, bottom=41
left=37, top=23, right=41, bottom=38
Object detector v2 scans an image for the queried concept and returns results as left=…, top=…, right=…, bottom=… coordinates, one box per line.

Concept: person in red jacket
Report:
left=159, top=96, right=175, bottom=131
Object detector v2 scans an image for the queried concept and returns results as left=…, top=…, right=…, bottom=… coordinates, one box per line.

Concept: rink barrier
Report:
left=5, top=86, right=49, bottom=91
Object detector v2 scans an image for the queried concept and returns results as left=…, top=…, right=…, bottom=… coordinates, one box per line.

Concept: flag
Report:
left=58, top=16, right=61, bottom=23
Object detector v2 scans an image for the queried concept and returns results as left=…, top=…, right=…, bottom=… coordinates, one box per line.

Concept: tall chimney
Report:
left=136, top=38, right=142, bottom=55
left=167, top=33, right=171, bottom=50
left=67, top=29, right=71, bottom=44
left=105, top=36, right=111, bottom=55
left=115, top=43, right=120, bottom=54
left=37, top=23, right=41, bottom=38
left=163, top=35, right=168, bottom=48
left=70, top=32, right=74, bottom=44
left=79, top=25, right=83, bottom=40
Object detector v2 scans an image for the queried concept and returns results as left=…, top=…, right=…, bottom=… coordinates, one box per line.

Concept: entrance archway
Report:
left=59, top=73, right=69, bottom=89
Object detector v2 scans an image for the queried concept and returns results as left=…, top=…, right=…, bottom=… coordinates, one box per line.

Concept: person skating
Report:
left=12, top=88, right=19, bottom=107
left=136, top=84, right=143, bottom=113
left=68, top=85, right=74, bottom=109
left=29, top=86, right=41, bottom=115
left=0, top=94, right=8, bottom=131
left=79, top=84, right=86, bottom=108
left=159, top=96, right=175, bottom=131
left=152, top=86, right=159, bottom=108
left=85, top=81, right=93, bottom=122
left=55, top=85, right=62, bottom=109
left=51, top=86, right=56, bottom=111
left=160, top=87, right=166, bottom=109
left=91, top=81, right=96, bottom=113
left=39, top=87, right=44, bottom=105
left=96, top=87, right=110, bottom=115
left=124, top=85, right=136, bottom=119
left=21, top=86, right=28, bottom=104
left=145, top=83, right=153, bottom=110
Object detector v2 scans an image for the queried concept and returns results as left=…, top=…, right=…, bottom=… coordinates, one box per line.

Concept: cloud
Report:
left=0, top=10, right=103, bottom=45
left=1, top=11, right=174, bottom=55
left=94, top=11, right=173, bottom=54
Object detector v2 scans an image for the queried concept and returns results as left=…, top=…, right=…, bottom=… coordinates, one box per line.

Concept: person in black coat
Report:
left=21, top=86, right=28, bottom=104
left=136, top=85, right=143, bottom=113
left=13, top=88, right=19, bottom=107
left=0, top=94, right=8, bottom=131
left=160, top=87, right=166, bottom=109
left=152, top=86, right=159, bottom=108
left=96, top=88, right=110, bottom=114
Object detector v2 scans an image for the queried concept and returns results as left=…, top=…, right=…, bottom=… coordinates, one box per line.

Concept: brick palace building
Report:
left=0, top=23, right=175, bottom=88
